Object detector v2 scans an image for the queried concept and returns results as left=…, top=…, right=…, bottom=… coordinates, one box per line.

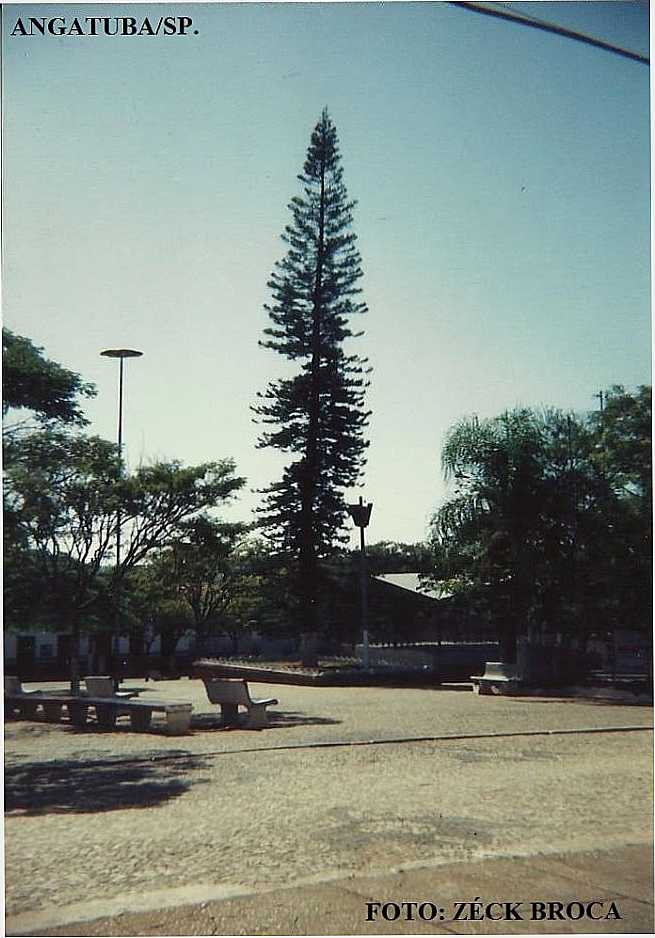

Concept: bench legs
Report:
left=43, top=702, right=64, bottom=722
left=95, top=704, right=117, bottom=729
left=219, top=703, right=272, bottom=729
left=243, top=703, right=270, bottom=729
left=18, top=700, right=39, bottom=720
left=130, top=709, right=153, bottom=732
left=68, top=702, right=89, bottom=727
left=165, top=711, right=192, bottom=735
left=220, top=703, right=240, bottom=727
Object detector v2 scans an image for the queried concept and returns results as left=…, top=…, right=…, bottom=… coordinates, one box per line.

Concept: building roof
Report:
left=373, top=573, right=452, bottom=601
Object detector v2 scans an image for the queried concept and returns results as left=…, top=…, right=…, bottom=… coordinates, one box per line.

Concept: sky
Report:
left=2, top=1, right=651, bottom=546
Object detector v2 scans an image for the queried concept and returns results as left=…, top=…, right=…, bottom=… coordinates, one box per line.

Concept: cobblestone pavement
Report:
left=6, top=678, right=653, bottom=760
left=4, top=680, right=653, bottom=934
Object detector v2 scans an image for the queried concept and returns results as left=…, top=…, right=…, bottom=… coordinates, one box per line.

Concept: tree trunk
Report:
left=300, top=631, right=318, bottom=669
left=499, top=620, right=517, bottom=663
left=160, top=628, right=181, bottom=674
left=69, top=618, right=81, bottom=695
left=297, top=153, right=326, bottom=671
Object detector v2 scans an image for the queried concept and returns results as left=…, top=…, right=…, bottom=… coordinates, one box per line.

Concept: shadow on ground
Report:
left=5, top=751, right=209, bottom=816
left=190, top=710, right=342, bottom=731
left=513, top=696, right=653, bottom=707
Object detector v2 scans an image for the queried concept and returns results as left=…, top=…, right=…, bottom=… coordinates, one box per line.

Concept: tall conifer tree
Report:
left=253, top=109, right=370, bottom=653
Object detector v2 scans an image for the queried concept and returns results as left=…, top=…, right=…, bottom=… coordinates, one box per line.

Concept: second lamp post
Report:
left=101, top=348, right=143, bottom=681
left=347, top=495, right=373, bottom=669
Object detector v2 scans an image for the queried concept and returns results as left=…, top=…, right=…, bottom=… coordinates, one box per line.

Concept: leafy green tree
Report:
left=430, top=391, right=652, bottom=663
left=253, top=109, right=370, bottom=662
left=587, top=386, right=652, bottom=635
left=5, top=427, right=245, bottom=689
left=432, top=409, right=549, bottom=661
left=591, top=385, right=651, bottom=500
left=126, top=555, right=194, bottom=666
left=219, top=539, right=301, bottom=647
left=362, top=541, right=433, bottom=575
left=2, top=328, right=96, bottom=430
left=168, top=517, right=247, bottom=653
left=3, top=330, right=98, bottom=628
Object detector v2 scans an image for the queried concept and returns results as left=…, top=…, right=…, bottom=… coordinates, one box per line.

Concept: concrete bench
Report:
left=5, top=688, right=80, bottom=722
left=4, top=676, right=23, bottom=696
left=470, top=661, right=522, bottom=696
left=201, top=677, right=278, bottom=728
left=4, top=679, right=49, bottom=719
left=69, top=696, right=193, bottom=735
left=4, top=684, right=192, bottom=735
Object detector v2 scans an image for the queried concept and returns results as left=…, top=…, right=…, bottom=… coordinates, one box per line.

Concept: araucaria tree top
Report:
left=253, top=109, right=371, bottom=634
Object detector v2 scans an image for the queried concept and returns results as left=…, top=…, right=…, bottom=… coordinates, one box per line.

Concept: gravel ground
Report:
left=5, top=678, right=653, bottom=761
left=4, top=680, right=653, bottom=929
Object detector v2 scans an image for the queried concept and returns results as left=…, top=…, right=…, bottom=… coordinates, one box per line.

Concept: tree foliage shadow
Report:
left=5, top=751, right=209, bottom=816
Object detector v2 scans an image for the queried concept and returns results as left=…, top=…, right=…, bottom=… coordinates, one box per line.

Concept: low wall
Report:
left=355, top=642, right=499, bottom=680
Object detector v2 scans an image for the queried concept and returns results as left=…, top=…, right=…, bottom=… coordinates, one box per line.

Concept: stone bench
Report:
left=5, top=688, right=85, bottom=723
left=470, top=661, right=522, bottom=696
left=69, top=696, right=193, bottom=735
left=201, top=677, right=278, bottom=728
left=4, top=678, right=53, bottom=718
left=4, top=682, right=192, bottom=735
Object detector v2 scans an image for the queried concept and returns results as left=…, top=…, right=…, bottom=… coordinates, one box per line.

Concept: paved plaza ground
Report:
left=4, top=679, right=654, bottom=936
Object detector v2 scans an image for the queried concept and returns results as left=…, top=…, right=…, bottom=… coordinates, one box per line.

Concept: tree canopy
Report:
left=428, top=390, right=652, bottom=661
left=4, top=430, right=246, bottom=631
left=3, top=328, right=96, bottom=428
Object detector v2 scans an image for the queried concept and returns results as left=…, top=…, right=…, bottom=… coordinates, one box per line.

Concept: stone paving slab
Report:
left=10, top=845, right=653, bottom=936
left=345, top=844, right=654, bottom=934
left=525, top=848, right=655, bottom=902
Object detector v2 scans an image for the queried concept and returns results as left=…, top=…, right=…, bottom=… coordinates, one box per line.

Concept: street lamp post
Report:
left=101, top=348, right=143, bottom=684
left=347, top=495, right=373, bottom=670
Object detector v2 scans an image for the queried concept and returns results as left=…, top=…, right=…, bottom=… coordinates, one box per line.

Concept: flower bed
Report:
left=192, top=657, right=437, bottom=686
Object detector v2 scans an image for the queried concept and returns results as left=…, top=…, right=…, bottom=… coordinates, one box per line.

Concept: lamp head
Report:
left=101, top=349, right=143, bottom=359
left=347, top=500, right=373, bottom=528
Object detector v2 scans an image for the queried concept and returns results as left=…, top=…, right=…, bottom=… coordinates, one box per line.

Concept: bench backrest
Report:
left=481, top=661, right=518, bottom=681
left=85, top=676, right=115, bottom=697
left=202, top=678, right=250, bottom=705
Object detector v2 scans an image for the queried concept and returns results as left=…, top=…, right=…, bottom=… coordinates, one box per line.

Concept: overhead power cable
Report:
left=450, top=1, right=650, bottom=65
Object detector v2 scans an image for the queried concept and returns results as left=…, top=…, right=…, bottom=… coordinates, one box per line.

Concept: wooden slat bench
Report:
left=4, top=682, right=192, bottom=735
left=201, top=677, right=278, bottom=728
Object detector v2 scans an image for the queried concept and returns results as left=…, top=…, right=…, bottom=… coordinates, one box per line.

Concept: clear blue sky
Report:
left=3, top=1, right=651, bottom=544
